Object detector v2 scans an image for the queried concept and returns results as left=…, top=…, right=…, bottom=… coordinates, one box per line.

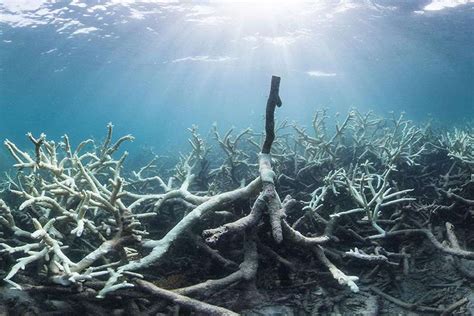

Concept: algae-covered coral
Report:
left=0, top=77, right=473, bottom=315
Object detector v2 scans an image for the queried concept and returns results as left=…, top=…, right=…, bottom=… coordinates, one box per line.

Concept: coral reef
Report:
left=0, top=77, right=473, bottom=315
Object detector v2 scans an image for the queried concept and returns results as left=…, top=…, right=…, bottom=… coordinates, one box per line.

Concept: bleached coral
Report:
left=0, top=103, right=473, bottom=315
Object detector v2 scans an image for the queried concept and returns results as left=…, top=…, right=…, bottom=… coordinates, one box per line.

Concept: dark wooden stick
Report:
left=258, top=76, right=285, bottom=243
left=262, top=75, right=282, bottom=154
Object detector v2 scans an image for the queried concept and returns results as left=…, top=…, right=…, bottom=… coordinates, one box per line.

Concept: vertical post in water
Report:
left=259, top=75, right=284, bottom=243
left=262, top=76, right=282, bottom=154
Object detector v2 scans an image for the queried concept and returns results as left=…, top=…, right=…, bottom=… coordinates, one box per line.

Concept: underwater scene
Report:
left=0, top=0, right=473, bottom=315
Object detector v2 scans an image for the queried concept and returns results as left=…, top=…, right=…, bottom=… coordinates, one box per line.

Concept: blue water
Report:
left=0, top=0, right=473, bottom=162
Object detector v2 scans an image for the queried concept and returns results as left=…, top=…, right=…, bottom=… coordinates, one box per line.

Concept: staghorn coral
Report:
left=0, top=77, right=473, bottom=315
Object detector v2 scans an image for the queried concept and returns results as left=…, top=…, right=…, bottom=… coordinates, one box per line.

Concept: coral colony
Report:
left=0, top=77, right=473, bottom=314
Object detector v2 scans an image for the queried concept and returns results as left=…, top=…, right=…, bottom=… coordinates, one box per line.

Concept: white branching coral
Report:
left=0, top=124, right=140, bottom=290
left=331, top=162, right=415, bottom=236
left=0, top=98, right=473, bottom=315
left=441, top=128, right=474, bottom=167
left=292, top=110, right=426, bottom=169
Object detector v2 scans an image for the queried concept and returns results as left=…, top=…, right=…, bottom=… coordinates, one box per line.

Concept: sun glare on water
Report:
left=212, top=0, right=312, bottom=19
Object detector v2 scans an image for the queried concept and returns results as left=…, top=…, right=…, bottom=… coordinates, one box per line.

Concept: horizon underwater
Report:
left=1, top=0, right=473, bottom=315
